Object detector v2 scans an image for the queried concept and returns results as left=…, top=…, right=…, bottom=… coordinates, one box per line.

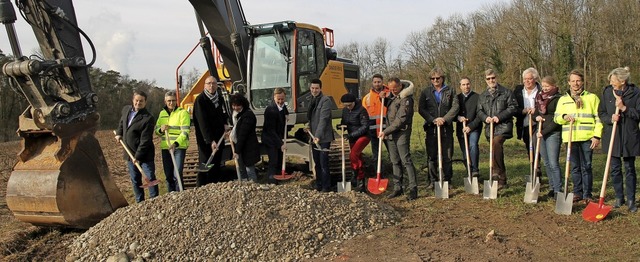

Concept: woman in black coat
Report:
left=230, top=94, right=260, bottom=182
left=597, top=67, right=640, bottom=212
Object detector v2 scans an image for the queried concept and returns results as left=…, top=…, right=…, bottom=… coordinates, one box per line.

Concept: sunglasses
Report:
left=485, top=76, right=496, bottom=80
left=430, top=77, right=442, bottom=80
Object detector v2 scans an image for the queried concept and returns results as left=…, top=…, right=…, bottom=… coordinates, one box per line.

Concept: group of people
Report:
left=115, top=67, right=638, bottom=213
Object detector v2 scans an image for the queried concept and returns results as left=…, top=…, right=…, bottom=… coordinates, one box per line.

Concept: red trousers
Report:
left=350, top=136, right=371, bottom=180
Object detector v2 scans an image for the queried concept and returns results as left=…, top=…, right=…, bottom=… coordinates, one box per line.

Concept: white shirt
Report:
left=522, top=86, right=538, bottom=127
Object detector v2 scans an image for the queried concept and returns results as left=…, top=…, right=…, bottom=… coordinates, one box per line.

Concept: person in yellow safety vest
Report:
left=363, top=73, right=389, bottom=168
left=554, top=69, right=603, bottom=204
left=155, top=91, right=191, bottom=192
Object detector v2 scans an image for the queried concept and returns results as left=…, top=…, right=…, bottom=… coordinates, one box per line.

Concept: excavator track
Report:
left=181, top=127, right=200, bottom=189
left=328, top=138, right=352, bottom=179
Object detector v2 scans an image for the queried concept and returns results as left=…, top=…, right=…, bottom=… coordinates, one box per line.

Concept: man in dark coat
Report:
left=476, top=69, right=518, bottom=188
left=115, top=90, right=158, bottom=202
left=230, top=94, right=260, bottom=181
left=262, top=87, right=289, bottom=184
left=193, top=75, right=229, bottom=186
left=598, top=67, right=640, bottom=212
left=514, top=67, right=542, bottom=180
left=307, top=79, right=334, bottom=192
left=456, top=77, right=482, bottom=178
left=419, top=67, right=459, bottom=186
left=339, top=93, right=370, bottom=191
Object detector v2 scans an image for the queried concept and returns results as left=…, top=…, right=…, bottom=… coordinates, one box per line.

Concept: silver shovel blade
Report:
left=434, top=181, right=449, bottom=199
left=464, top=177, right=479, bottom=195
left=555, top=192, right=574, bottom=215
left=337, top=181, right=351, bottom=193
left=523, top=177, right=540, bottom=204
left=483, top=180, right=498, bottom=199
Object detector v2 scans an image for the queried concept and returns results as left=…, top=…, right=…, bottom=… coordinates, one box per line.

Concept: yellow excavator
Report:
left=0, top=0, right=358, bottom=228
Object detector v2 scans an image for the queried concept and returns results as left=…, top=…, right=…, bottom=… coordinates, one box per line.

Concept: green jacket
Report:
left=554, top=90, right=603, bottom=142
left=155, top=107, right=190, bottom=149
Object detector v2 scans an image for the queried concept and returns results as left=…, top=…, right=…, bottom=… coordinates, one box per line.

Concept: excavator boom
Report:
left=1, top=0, right=127, bottom=228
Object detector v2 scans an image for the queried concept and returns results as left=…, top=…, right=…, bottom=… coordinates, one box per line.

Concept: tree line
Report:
left=338, top=0, right=640, bottom=100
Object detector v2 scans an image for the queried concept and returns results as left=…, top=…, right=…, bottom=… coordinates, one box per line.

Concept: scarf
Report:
left=570, top=87, right=584, bottom=109
left=535, top=87, right=558, bottom=114
left=307, top=92, right=322, bottom=122
left=204, top=88, right=219, bottom=108
left=487, top=86, right=497, bottom=95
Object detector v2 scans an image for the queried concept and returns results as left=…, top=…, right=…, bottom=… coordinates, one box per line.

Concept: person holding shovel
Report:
left=193, top=75, right=229, bottom=186
left=554, top=69, right=602, bottom=204
left=597, top=67, right=639, bottom=212
left=532, top=76, right=563, bottom=198
left=155, top=91, right=190, bottom=192
left=381, top=77, right=418, bottom=200
left=338, top=93, right=370, bottom=192
left=262, top=87, right=289, bottom=184
left=115, top=90, right=158, bottom=202
left=307, top=79, right=334, bottom=192
left=514, top=68, right=542, bottom=181
left=419, top=67, right=459, bottom=188
left=456, top=77, right=482, bottom=178
left=476, top=69, right=518, bottom=189
left=229, top=94, right=260, bottom=182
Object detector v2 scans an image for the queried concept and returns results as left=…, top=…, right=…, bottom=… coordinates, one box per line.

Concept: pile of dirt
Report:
left=66, top=182, right=399, bottom=261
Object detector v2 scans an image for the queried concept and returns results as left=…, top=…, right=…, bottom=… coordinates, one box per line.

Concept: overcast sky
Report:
left=1, top=0, right=503, bottom=90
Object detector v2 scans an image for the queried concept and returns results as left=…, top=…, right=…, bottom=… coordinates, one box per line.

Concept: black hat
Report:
left=340, top=93, right=357, bottom=103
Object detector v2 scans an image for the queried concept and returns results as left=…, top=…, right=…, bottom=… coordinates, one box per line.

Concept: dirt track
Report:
left=1, top=130, right=639, bottom=261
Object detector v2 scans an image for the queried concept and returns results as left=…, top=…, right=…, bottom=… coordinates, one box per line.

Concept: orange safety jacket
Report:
left=362, top=86, right=389, bottom=132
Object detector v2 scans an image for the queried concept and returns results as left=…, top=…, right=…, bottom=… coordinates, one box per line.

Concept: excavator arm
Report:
left=1, top=0, right=127, bottom=228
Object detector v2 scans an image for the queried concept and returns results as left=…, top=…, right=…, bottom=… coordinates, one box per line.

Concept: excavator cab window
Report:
left=249, top=31, right=294, bottom=109
left=295, top=29, right=326, bottom=114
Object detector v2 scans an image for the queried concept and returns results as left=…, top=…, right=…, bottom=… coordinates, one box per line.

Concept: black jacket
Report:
left=418, top=85, right=459, bottom=130
left=193, top=90, right=228, bottom=148
left=339, top=100, right=369, bottom=143
left=116, top=105, right=156, bottom=162
left=514, top=83, right=540, bottom=139
left=476, top=84, right=518, bottom=139
left=234, top=108, right=260, bottom=165
left=532, top=93, right=562, bottom=137
left=261, top=102, right=289, bottom=147
left=598, top=84, right=640, bottom=157
left=456, top=91, right=482, bottom=136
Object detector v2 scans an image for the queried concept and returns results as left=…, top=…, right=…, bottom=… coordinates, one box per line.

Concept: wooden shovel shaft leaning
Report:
left=489, top=122, right=494, bottom=183
left=463, top=121, right=472, bottom=180
left=165, top=131, right=183, bottom=191
left=113, top=130, right=147, bottom=178
left=281, top=117, right=288, bottom=173
left=376, top=97, right=385, bottom=178
left=532, top=120, right=542, bottom=181
left=598, top=107, right=621, bottom=203
left=563, top=121, right=573, bottom=195
left=529, top=114, right=534, bottom=181
left=437, top=124, right=444, bottom=184
left=340, top=125, right=346, bottom=185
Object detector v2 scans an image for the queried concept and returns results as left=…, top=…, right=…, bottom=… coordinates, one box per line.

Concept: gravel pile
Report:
left=66, top=182, right=400, bottom=261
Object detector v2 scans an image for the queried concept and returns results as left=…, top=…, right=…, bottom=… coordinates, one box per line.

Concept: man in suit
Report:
left=262, top=87, right=289, bottom=184
left=307, top=79, right=334, bottom=192
left=193, top=75, right=229, bottom=186
left=115, top=90, right=158, bottom=203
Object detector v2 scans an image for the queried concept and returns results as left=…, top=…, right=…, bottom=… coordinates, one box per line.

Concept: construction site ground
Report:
left=1, top=130, right=639, bottom=261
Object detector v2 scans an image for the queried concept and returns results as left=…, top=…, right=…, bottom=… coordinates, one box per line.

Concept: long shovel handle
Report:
left=529, top=114, right=534, bottom=181
left=489, top=121, right=494, bottom=183
left=340, top=125, right=346, bottom=184
left=114, top=131, right=147, bottom=177
left=598, top=107, right=621, bottom=204
left=281, top=117, right=288, bottom=173
left=375, top=97, right=385, bottom=180
left=563, top=121, right=573, bottom=195
left=202, top=134, right=227, bottom=169
left=437, top=124, right=443, bottom=184
left=165, top=131, right=184, bottom=191
left=463, top=121, right=472, bottom=180
left=533, top=120, right=543, bottom=181
left=228, top=133, right=242, bottom=181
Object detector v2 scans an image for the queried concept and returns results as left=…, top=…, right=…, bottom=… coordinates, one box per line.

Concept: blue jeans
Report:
left=457, top=130, right=480, bottom=174
left=127, top=160, right=159, bottom=203
left=570, top=141, right=593, bottom=199
left=312, top=142, right=331, bottom=191
left=610, top=156, right=637, bottom=201
left=162, top=149, right=185, bottom=192
left=539, top=131, right=562, bottom=193
left=237, top=154, right=258, bottom=182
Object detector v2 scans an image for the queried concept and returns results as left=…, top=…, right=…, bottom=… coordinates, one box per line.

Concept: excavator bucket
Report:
left=5, top=131, right=128, bottom=229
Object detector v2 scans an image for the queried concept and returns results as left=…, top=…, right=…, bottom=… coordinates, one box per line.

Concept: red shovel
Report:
left=368, top=97, right=388, bottom=194
left=274, top=117, right=294, bottom=180
left=583, top=106, right=620, bottom=222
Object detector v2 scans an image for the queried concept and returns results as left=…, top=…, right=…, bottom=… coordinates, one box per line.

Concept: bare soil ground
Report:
left=1, top=130, right=639, bottom=261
